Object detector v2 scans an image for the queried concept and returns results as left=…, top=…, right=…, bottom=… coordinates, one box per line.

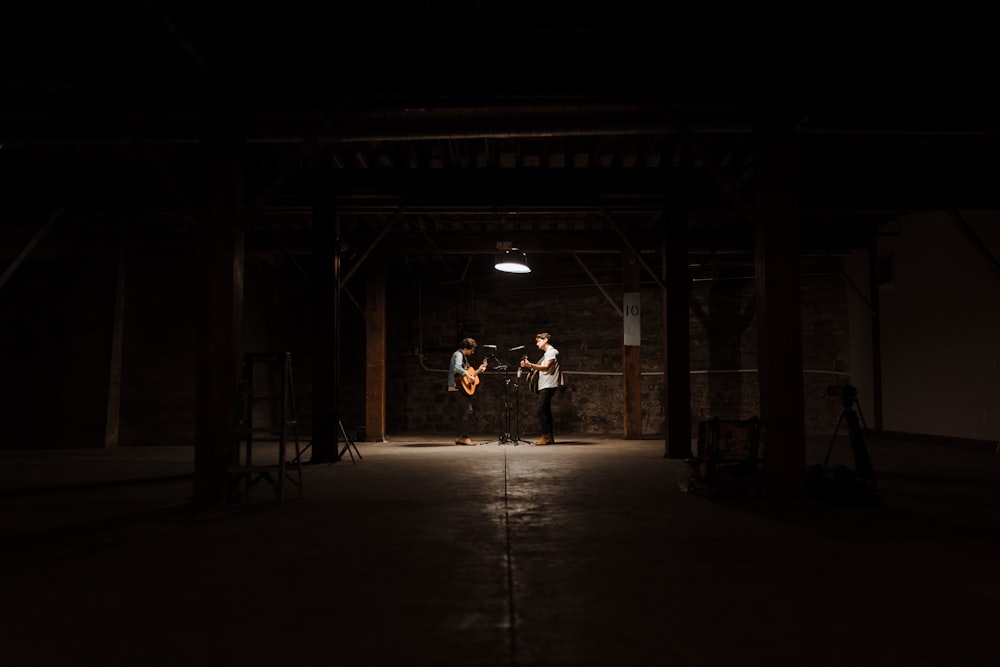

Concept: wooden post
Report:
left=193, top=112, right=245, bottom=506
left=104, top=223, right=126, bottom=448
left=310, top=203, right=341, bottom=462
left=365, top=249, right=387, bottom=442
left=869, top=230, right=884, bottom=431
left=663, top=212, right=692, bottom=458
left=754, top=102, right=806, bottom=497
left=622, top=250, right=642, bottom=439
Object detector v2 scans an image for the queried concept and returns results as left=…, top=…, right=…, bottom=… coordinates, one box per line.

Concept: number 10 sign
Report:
left=623, top=292, right=640, bottom=346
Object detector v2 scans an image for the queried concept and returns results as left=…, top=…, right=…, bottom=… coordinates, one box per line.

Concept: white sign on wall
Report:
left=623, top=292, right=640, bottom=346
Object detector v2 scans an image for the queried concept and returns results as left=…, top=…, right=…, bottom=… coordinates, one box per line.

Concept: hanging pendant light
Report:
left=494, top=247, right=531, bottom=273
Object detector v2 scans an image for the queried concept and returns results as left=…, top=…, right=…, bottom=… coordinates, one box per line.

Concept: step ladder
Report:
left=228, top=352, right=305, bottom=504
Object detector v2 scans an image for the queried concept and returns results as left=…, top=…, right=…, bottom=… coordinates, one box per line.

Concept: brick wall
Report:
left=384, top=256, right=851, bottom=439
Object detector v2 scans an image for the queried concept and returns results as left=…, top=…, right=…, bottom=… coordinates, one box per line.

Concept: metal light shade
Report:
left=494, top=248, right=531, bottom=273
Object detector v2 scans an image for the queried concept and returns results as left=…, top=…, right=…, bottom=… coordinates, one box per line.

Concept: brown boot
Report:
left=458, top=437, right=477, bottom=446
left=534, top=434, right=553, bottom=446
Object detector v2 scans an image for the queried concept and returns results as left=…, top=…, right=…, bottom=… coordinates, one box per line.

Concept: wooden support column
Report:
left=365, top=249, right=387, bottom=442
left=193, top=116, right=245, bottom=506
left=663, top=212, right=692, bottom=458
left=622, top=250, right=642, bottom=439
left=310, top=203, right=341, bottom=462
left=869, top=230, right=884, bottom=431
left=754, top=105, right=806, bottom=497
left=104, top=223, right=127, bottom=448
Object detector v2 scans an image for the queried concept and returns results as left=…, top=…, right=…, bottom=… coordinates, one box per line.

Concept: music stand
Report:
left=481, top=348, right=532, bottom=446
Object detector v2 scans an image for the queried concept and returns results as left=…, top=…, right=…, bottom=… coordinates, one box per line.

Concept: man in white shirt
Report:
left=519, top=332, right=562, bottom=445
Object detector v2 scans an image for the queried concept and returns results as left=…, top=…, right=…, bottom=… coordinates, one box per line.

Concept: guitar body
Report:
left=459, top=371, right=480, bottom=395
left=457, top=358, right=486, bottom=396
left=522, top=355, right=539, bottom=394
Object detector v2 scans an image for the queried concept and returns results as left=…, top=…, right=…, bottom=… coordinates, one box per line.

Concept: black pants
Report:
left=452, top=390, right=472, bottom=438
left=535, top=387, right=557, bottom=437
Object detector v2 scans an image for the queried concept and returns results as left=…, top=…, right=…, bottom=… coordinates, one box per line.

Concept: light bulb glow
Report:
left=494, top=249, right=531, bottom=273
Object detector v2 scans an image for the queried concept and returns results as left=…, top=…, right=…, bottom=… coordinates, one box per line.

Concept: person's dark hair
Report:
left=535, top=332, right=551, bottom=342
left=460, top=337, right=477, bottom=351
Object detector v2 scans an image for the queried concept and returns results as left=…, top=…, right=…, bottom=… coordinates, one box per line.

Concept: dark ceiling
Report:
left=1, top=2, right=996, bottom=273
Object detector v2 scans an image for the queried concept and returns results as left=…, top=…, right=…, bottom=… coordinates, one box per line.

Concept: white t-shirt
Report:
left=536, top=346, right=561, bottom=390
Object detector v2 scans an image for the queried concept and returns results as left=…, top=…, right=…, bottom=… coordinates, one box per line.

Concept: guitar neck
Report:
left=462, top=357, right=485, bottom=380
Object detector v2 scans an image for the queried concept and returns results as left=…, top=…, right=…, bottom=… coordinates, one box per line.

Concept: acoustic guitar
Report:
left=521, top=355, right=539, bottom=394
left=458, top=358, right=488, bottom=396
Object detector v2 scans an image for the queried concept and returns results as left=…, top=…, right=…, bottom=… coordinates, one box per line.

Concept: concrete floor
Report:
left=2, top=433, right=999, bottom=666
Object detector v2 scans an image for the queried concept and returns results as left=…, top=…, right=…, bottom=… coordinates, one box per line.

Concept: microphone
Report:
left=508, top=345, right=525, bottom=351
left=482, top=344, right=497, bottom=350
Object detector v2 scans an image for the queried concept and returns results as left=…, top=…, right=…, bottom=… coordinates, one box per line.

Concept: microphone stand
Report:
left=482, top=347, right=532, bottom=446
left=511, top=361, right=532, bottom=445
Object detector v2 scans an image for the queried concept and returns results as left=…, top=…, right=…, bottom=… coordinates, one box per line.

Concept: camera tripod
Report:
left=822, top=384, right=877, bottom=491
left=482, top=351, right=532, bottom=446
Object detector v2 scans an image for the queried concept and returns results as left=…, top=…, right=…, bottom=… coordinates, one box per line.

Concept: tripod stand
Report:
left=301, top=410, right=362, bottom=465
left=482, top=351, right=532, bottom=446
left=337, top=413, right=362, bottom=464
left=821, top=384, right=877, bottom=492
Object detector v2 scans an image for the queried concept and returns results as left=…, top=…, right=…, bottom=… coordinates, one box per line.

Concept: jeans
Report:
left=452, top=390, right=472, bottom=438
left=535, top=387, right=557, bottom=437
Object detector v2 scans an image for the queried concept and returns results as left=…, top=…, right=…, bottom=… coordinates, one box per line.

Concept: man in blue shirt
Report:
left=449, top=337, right=487, bottom=445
